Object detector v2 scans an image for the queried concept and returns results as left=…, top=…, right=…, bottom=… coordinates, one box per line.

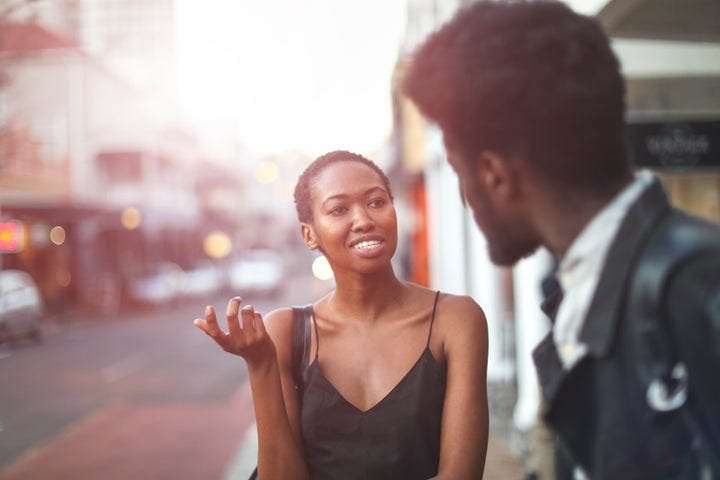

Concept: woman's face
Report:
left=303, top=161, right=397, bottom=274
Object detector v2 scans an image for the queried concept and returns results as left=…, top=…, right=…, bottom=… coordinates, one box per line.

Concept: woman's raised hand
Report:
left=194, top=297, right=276, bottom=365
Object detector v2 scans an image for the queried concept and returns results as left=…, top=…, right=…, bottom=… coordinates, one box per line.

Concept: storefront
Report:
left=0, top=203, right=136, bottom=315
left=628, top=118, right=720, bottom=224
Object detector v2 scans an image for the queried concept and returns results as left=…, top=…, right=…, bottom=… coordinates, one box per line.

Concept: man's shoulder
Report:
left=662, top=207, right=720, bottom=240
left=638, top=206, right=720, bottom=367
left=636, top=206, right=720, bottom=273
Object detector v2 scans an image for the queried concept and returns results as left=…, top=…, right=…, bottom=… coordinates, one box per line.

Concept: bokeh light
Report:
left=255, top=160, right=279, bottom=185
left=311, top=255, right=334, bottom=280
left=121, top=207, right=142, bottom=230
left=49, top=226, right=66, bottom=246
left=203, top=231, right=233, bottom=259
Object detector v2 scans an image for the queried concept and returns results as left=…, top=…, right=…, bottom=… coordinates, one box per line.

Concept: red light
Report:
left=0, top=220, right=23, bottom=252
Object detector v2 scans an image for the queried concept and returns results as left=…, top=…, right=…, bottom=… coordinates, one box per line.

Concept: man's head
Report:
left=402, top=0, right=632, bottom=264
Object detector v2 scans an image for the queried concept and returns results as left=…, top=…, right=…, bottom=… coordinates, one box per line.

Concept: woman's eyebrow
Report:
left=321, top=193, right=348, bottom=206
left=321, top=186, right=386, bottom=206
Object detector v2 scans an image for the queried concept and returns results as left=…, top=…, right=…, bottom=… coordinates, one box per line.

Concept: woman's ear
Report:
left=300, top=223, right=318, bottom=250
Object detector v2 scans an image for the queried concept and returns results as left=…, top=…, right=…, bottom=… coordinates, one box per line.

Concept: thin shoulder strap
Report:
left=427, top=291, right=441, bottom=348
left=291, top=304, right=313, bottom=398
left=312, top=305, right=320, bottom=361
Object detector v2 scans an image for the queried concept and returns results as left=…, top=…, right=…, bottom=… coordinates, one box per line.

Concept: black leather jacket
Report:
left=533, top=179, right=720, bottom=480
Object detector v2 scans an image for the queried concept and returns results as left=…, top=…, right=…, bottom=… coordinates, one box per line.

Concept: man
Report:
left=401, top=1, right=720, bottom=479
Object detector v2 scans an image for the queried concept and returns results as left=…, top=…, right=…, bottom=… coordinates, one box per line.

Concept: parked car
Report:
left=182, top=261, right=224, bottom=299
left=228, top=250, right=284, bottom=297
left=126, top=262, right=186, bottom=306
left=0, top=269, right=43, bottom=343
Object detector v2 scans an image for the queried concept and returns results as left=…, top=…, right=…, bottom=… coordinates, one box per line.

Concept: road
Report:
left=0, top=270, right=331, bottom=479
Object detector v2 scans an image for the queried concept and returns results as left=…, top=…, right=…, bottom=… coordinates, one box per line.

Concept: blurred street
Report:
left=0, top=269, right=526, bottom=480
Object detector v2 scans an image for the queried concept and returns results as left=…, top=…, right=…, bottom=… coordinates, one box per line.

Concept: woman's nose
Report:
left=351, top=207, right=374, bottom=231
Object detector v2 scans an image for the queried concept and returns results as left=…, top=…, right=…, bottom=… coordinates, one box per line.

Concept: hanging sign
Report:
left=627, top=120, right=720, bottom=169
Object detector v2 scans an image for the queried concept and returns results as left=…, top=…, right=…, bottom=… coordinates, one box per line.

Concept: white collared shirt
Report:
left=553, top=170, right=655, bottom=369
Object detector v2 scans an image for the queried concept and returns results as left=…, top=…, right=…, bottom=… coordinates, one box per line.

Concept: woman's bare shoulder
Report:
left=262, top=307, right=296, bottom=363
left=263, top=305, right=294, bottom=324
left=402, top=283, right=485, bottom=331
left=440, top=292, right=484, bottom=315
left=435, top=292, right=487, bottom=337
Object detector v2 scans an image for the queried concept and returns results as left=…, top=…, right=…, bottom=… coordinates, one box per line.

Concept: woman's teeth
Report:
left=354, top=240, right=381, bottom=250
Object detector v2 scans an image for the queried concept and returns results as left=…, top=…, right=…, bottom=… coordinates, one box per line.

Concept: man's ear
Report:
left=300, top=223, right=318, bottom=250
left=476, top=150, right=518, bottom=201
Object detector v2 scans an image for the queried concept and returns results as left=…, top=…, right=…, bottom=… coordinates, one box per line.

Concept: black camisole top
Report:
left=300, top=292, right=446, bottom=480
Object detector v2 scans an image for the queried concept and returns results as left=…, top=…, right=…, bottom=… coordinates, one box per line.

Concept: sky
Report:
left=174, top=0, right=407, bottom=158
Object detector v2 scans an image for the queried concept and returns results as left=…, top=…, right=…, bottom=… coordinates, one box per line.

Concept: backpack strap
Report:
left=291, top=304, right=313, bottom=401
left=629, top=210, right=720, bottom=472
left=631, top=212, right=720, bottom=406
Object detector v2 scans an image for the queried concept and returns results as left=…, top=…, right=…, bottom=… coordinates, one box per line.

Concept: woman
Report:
left=194, top=151, right=489, bottom=479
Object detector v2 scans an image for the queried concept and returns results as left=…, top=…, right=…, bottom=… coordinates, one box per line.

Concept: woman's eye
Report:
left=369, top=199, right=386, bottom=208
left=329, top=206, right=347, bottom=216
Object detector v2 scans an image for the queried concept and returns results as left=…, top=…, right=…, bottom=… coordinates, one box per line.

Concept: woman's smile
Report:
left=350, top=237, right=386, bottom=256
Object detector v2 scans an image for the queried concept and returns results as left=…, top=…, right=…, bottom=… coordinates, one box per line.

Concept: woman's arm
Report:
left=432, top=295, right=489, bottom=479
left=194, top=297, right=309, bottom=480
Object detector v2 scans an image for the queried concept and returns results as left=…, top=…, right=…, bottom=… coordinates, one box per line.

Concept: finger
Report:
left=202, top=306, right=223, bottom=336
left=226, top=297, right=242, bottom=336
left=193, top=317, right=209, bottom=335
left=254, top=311, right=267, bottom=334
left=240, top=305, right=255, bottom=331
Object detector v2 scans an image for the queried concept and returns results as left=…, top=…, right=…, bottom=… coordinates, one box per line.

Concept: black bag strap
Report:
left=291, top=304, right=313, bottom=401
left=249, top=305, right=313, bottom=480
left=629, top=211, right=720, bottom=473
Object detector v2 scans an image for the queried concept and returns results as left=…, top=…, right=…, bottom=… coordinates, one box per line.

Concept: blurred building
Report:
left=0, top=2, right=241, bottom=314
left=7, top=0, right=176, bottom=98
left=390, top=0, right=720, bottom=455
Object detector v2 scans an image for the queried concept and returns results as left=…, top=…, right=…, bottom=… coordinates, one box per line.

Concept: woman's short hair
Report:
left=293, top=150, right=394, bottom=224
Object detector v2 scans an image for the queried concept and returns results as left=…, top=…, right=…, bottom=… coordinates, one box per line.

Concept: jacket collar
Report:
left=578, top=178, right=671, bottom=357
left=534, top=177, right=672, bottom=407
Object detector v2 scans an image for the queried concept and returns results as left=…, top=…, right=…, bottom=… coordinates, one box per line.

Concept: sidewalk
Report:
left=0, top=383, right=256, bottom=480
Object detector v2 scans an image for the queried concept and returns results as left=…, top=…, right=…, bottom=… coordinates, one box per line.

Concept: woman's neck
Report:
left=326, top=269, right=405, bottom=324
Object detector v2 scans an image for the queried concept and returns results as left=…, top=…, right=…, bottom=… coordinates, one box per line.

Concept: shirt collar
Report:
left=557, top=170, right=655, bottom=292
